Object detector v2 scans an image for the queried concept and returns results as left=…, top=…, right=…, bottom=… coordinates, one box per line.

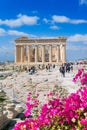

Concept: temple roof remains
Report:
left=15, top=36, right=67, bottom=44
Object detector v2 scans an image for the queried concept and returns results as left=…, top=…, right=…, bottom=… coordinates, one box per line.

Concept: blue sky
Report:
left=0, top=0, right=87, bottom=62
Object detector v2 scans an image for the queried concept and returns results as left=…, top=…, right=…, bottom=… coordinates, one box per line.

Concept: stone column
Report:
left=15, top=45, right=18, bottom=63
left=35, top=45, right=38, bottom=63
left=56, top=45, right=60, bottom=63
left=27, top=45, right=31, bottom=63
left=60, top=44, right=62, bottom=62
left=21, top=45, right=24, bottom=63
left=42, top=45, right=45, bottom=63
left=49, top=45, right=52, bottom=63
left=15, top=45, right=21, bottom=63
left=17, top=46, right=21, bottom=63
left=62, top=44, right=66, bottom=63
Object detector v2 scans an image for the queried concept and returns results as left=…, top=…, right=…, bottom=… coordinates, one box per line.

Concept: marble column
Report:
left=15, top=45, right=18, bottom=63
left=60, top=44, right=62, bottom=62
left=49, top=45, right=52, bottom=63
left=15, top=45, right=21, bottom=63
left=62, top=44, right=66, bottom=63
left=27, top=45, right=31, bottom=63
left=17, top=46, right=21, bottom=62
left=21, top=45, right=24, bottom=63
left=56, top=45, right=60, bottom=63
left=35, top=45, right=38, bottom=63
left=42, top=45, right=45, bottom=63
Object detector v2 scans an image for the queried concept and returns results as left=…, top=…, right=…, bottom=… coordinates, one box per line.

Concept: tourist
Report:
left=60, top=64, right=65, bottom=77
left=48, top=64, right=51, bottom=72
left=28, top=66, right=35, bottom=75
left=46, top=65, right=48, bottom=71
left=38, top=64, right=41, bottom=70
left=53, top=64, right=55, bottom=69
left=70, top=65, right=73, bottom=71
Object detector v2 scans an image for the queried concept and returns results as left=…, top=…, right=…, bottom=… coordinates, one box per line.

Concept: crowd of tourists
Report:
left=28, top=66, right=36, bottom=75
left=26, top=62, right=73, bottom=76
left=59, top=63, right=73, bottom=77
left=38, top=64, right=56, bottom=72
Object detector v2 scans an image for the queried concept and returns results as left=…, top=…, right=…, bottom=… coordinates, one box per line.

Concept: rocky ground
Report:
left=0, top=64, right=83, bottom=109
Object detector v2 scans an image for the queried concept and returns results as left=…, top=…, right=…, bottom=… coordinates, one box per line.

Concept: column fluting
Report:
left=49, top=45, right=52, bottom=63
left=42, top=45, right=45, bottom=63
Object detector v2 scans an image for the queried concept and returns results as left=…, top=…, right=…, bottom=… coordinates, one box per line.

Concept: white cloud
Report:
left=0, top=28, right=37, bottom=37
left=0, top=28, right=7, bottom=36
left=43, top=18, right=49, bottom=23
left=0, top=14, right=39, bottom=27
left=8, top=30, right=37, bottom=37
left=79, top=0, right=87, bottom=4
left=67, top=34, right=87, bottom=53
left=0, top=43, right=14, bottom=55
left=67, top=45, right=87, bottom=50
left=0, top=28, right=29, bottom=36
left=8, top=30, right=29, bottom=36
left=70, top=19, right=87, bottom=24
left=50, top=25, right=59, bottom=30
left=52, top=15, right=69, bottom=23
left=68, top=34, right=87, bottom=42
left=52, top=15, right=87, bottom=24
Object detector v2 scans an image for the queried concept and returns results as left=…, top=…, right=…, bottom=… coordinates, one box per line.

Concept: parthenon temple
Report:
left=15, top=36, right=67, bottom=65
